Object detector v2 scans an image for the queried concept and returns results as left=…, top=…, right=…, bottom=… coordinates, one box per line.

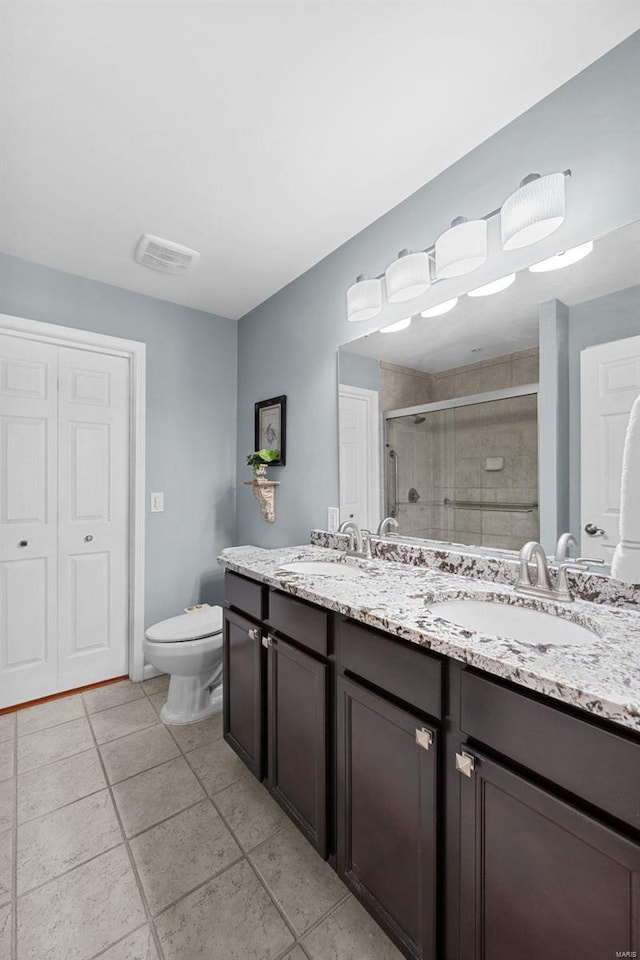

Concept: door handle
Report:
left=584, top=523, right=604, bottom=537
left=84, top=535, right=93, bottom=542
left=18, top=540, right=28, bottom=547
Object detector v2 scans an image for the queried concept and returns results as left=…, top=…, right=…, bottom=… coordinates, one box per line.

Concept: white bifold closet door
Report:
left=0, top=335, right=130, bottom=708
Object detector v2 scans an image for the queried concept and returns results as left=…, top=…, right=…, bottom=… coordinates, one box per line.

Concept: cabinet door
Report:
left=266, top=636, right=328, bottom=856
left=223, top=609, right=264, bottom=780
left=336, top=675, right=437, bottom=960
left=459, top=748, right=640, bottom=960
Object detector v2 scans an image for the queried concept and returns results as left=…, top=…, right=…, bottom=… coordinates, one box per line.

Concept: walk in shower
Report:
left=385, top=387, right=539, bottom=552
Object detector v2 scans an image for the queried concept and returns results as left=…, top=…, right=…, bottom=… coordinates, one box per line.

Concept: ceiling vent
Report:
left=134, top=234, right=200, bottom=275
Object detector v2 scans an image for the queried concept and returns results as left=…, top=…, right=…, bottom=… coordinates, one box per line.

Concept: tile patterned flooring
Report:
left=1, top=678, right=404, bottom=960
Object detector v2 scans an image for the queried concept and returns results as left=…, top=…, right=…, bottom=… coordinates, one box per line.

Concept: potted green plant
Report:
left=246, top=448, right=279, bottom=479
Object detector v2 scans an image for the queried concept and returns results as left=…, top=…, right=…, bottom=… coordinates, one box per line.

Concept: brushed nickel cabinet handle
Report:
left=455, top=751, right=475, bottom=778
left=415, top=728, right=433, bottom=751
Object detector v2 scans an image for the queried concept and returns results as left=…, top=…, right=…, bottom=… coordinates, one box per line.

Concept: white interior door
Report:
left=338, top=384, right=380, bottom=530
left=580, top=335, right=640, bottom=559
left=57, top=347, right=130, bottom=689
left=0, top=335, right=59, bottom=705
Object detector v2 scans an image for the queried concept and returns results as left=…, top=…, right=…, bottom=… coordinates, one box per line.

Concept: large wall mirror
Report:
left=338, top=220, right=640, bottom=567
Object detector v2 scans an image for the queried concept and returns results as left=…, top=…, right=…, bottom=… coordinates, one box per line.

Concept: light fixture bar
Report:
left=360, top=169, right=572, bottom=283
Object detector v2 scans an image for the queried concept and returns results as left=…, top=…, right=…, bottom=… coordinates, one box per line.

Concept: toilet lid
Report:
left=145, top=605, right=224, bottom=643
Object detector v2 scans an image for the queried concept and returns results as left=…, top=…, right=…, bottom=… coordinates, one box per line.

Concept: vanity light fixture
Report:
left=435, top=217, right=487, bottom=279
left=346, top=274, right=383, bottom=321
left=528, top=240, right=594, bottom=273
left=501, top=172, right=566, bottom=250
left=380, top=317, right=412, bottom=334
left=421, top=297, right=458, bottom=318
left=385, top=250, right=431, bottom=302
left=467, top=273, right=516, bottom=297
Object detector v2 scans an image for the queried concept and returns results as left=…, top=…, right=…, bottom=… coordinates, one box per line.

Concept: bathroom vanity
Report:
left=219, top=543, right=640, bottom=960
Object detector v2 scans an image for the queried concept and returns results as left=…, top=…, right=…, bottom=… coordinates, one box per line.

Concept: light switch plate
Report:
left=327, top=507, right=340, bottom=533
left=151, top=492, right=164, bottom=513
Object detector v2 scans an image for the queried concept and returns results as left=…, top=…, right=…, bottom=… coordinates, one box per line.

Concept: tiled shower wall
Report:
left=385, top=348, right=539, bottom=550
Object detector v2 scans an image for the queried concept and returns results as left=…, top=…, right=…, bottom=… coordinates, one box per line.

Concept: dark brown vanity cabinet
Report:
left=224, top=574, right=329, bottom=855
left=458, top=748, right=640, bottom=960
left=224, top=571, right=640, bottom=960
left=266, top=635, right=328, bottom=855
left=336, top=675, right=438, bottom=960
left=222, top=606, right=265, bottom=780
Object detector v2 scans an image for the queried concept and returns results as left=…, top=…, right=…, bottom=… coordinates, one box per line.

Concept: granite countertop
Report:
left=219, top=544, right=640, bottom=734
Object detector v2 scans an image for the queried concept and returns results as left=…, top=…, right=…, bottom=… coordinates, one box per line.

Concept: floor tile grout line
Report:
left=80, top=696, right=167, bottom=960
left=14, top=839, right=126, bottom=902
left=146, top=850, right=246, bottom=922
left=183, top=746, right=302, bottom=949
left=86, top=919, right=151, bottom=960
left=16, top=779, right=107, bottom=829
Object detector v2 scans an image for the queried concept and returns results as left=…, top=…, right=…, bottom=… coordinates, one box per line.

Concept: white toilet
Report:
left=143, top=604, right=224, bottom=725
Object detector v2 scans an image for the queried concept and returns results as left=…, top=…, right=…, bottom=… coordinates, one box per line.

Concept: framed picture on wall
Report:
left=255, top=395, right=286, bottom=465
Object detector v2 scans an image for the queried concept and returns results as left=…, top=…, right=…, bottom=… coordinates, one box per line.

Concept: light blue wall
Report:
left=236, top=33, right=640, bottom=547
left=568, top=285, right=640, bottom=535
left=338, top=351, right=380, bottom=392
left=0, top=253, right=237, bottom=626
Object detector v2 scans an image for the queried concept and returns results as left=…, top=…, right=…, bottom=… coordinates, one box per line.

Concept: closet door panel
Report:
left=0, top=335, right=58, bottom=706
left=57, top=347, right=130, bottom=689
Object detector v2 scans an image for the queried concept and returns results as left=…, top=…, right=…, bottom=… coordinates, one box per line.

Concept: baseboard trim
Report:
left=0, top=675, right=130, bottom=715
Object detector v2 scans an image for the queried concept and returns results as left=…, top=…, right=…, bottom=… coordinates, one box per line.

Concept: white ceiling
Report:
left=341, top=220, right=640, bottom=372
left=1, top=2, right=638, bottom=320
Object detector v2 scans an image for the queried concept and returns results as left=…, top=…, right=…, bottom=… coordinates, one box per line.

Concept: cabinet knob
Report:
left=248, top=628, right=260, bottom=642
left=415, top=728, right=433, bottom=751
left=18, top=540, right=28, bottom=547
left=84, top=535, right=93, bottom=542
left=455, top=751, right=475, bottom=778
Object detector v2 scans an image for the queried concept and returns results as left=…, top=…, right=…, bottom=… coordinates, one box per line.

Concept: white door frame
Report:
left=338, top=383, right=381, bottom=531
left=0, top=313, right=146, bottom=683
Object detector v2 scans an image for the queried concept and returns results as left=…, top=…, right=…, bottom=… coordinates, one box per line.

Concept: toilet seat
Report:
left=145, top=605, right=223, bottom=643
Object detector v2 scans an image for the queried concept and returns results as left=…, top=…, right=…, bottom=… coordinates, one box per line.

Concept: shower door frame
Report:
left=383, top=382, right=540, bottom=531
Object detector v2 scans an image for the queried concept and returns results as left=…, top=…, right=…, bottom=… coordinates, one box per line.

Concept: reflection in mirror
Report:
left=338, top=220, right=640, bottom=571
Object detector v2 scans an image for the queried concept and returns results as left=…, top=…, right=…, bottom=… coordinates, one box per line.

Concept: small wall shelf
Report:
left=244, top=479, right=280, bottom=523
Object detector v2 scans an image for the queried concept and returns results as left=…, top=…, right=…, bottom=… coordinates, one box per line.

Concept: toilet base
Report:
left=160, top=674, right=223, bottom=726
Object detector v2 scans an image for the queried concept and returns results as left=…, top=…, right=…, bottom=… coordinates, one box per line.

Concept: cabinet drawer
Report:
left=268, top=591, right=328, bottom=657
left=337, top=618, right=442, bottom=719
left=461, top=670, right=640, bottom=830
left=225, top=572, right=267, bottom=622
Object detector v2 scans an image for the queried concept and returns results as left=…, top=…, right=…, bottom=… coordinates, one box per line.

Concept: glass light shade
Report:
left=421, top=297, right=458, bottom=318
left=529, top=240, right=593, bottom=273
left=385, top=251, right=430, bottom=302
left=501, top=172, right=565, bottom=250
left=435, top=219, right=487, bottom=279
left=380, top=317, right=412, bottom=334
left=346, top=275, right=382, bottom=321
left=468, top=273, right=516, bottom=297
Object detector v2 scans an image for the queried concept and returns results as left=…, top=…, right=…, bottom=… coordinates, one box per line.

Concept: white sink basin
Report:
left=427, top=599, right=597, bottom=647
left=278, top=560, right=364, bottom=578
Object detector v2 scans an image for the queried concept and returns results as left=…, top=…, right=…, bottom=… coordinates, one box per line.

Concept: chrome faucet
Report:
left=515, top=541, right=555, bottom=599
left=554, top=532, right=578, bottom=564
left=338, top=520, right=372, bottom=559
left=376, top=516, right=399, bottom=538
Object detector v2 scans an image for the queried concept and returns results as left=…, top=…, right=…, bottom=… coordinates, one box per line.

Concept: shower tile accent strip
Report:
left=219, top=543, right=640, bottom=733
left=309, top=529, right=640, bottom=607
